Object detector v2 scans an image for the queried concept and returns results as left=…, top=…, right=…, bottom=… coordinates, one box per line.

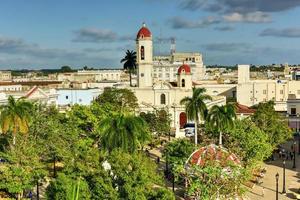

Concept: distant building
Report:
left=237, top=65, right=300, bottom=111
left=57, top=69, right=126, bottom=83
left=0, top=86, right=57, bottom=106
left=153, top=52, right=205, bottom=82
left=287, top=94, right=300, bottom=132
left=0, top=71, right=12, bottom=81
left=56, top=88, right=102, bottom=107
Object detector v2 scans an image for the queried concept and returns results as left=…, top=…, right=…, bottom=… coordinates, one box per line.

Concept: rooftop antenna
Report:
left=157, top=27, right=162, bottom=56
left=170, top=37, right=176, bottom=55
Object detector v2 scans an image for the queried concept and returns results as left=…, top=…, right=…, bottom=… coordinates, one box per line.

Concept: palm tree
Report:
left=121, top=50, right=137, bottom=87
left=0, top=96, right=33, bottom=145
left=99, top=112, right=150, bottom=153
left=180, top=88, right=212, bottom=145
left=206, top=104, right=236, bottom=146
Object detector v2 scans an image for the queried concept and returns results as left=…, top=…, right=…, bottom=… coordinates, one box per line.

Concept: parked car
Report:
left=184, top=123, right=195, bottom=137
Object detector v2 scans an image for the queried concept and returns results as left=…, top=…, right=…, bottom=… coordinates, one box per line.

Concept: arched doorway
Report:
left=179, top=112, right=187, bottom=128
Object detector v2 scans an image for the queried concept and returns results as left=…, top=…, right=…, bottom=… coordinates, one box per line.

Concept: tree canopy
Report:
left=251, top=101, right=292, bottom=147
left=95, top=88, right=138, bottom=112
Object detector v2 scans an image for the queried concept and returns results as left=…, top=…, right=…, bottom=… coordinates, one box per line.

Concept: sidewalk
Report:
left=247, top=140, right=300, bottom=200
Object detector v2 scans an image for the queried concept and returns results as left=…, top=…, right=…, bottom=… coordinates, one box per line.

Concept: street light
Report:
left=282, top=160, right=286, bottom=194
left=297, top=114, right=300, bottom=155
left=275, top=173, right=279, bottom=200
left=293, top=141, right=296, bottom=169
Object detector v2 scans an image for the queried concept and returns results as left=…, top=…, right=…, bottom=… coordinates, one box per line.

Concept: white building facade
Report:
left=132, top=23, right=226, bottom=138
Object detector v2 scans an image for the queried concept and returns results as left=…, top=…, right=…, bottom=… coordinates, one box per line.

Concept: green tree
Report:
left=67, top=104, right=99, bottom=133
left=46, top=173, right=91, bottom=200
left=99, top=112, right=150, bottom=153
left=183, top=162, right=248, bottom=199
left=60, top=66, right=73, bottom=73
left=163, top=139, right=195, bottom=167
left=107, top=150, right=173, bottom=200
left=206, top=104, right=236, bottom=146
left=0, top=134, right=46, bottom=200
left=180, top=88, right=212, bottom=145
left=95, top=88, right=138, bottom=112
left=251, top=101, right=292, bottom=147
left=140, top=108, right=171, bottom=140
left=0, top=96, right=33, bottom=145
left=226, top=119, right=273, bottom=166
left=120, top=50, right=137, bottom=87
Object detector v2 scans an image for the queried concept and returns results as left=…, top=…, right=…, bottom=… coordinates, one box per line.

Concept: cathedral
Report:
left=132, top=23, right=226, bottom=137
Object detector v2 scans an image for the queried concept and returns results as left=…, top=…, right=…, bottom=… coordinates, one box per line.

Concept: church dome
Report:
left=178, top=64, right=191, bottom=74
left=137, top=23, right=152, bottom=39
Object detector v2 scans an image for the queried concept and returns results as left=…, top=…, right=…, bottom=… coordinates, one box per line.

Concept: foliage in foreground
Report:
left=251, top=101, right=292, bottom=147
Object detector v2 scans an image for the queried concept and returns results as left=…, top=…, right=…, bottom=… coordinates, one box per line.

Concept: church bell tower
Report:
left=136, top=23, right=153, bottom=88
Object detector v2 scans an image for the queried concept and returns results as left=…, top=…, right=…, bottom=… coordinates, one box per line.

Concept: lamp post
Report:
left=293, top=141, right=296, bottom=169
left=282, top=160, right=286, bottom=194
left=298, top=132, right=300, bottom=155
left=275, top=173, right=279, bottom=200
left=297, top=114, right=300, bottom=155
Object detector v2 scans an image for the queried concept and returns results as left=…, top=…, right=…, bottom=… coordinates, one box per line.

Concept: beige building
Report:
left=57, top=69, right=125, bottom=83
left=132, top=23, right=226, bottom=138
left=287, top=94, right=300, bottom=132
left=153, top=52, right=205, bottom=82
left=237, top=65, right=300, bottom=111
left=0, top=86, right=58, bottom=106
left=0, top=71, right=12, bottom=81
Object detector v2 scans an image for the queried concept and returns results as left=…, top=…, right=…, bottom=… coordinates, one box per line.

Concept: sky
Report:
left=0, top=0, right=300, bottom=69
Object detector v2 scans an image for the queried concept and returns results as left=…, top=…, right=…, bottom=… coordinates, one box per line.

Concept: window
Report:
left=141, top=46, right=145, bottom=60
left=291, top=108, right=296, bottom=115
left=182, top=79, right=185, bottom=87
left=66, top=96, right=69, bottom=100
left=280, top=90, right=283, bottom=94
left=160, top=94, right=166, bottom=105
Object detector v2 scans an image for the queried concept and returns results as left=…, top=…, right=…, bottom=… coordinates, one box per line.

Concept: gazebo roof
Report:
left=186, top=144, right=241, bottom=167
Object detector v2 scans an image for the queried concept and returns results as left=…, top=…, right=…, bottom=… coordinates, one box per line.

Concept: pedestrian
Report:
left=28, top=191, right=32, bottom=200
left=279, top=151, right=282, bottom=159
left=261, top=186, right=265, bottom=197
left=290, top=151, right=293, bottom=160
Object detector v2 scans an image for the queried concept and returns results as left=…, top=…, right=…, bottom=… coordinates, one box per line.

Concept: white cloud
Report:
left=223, top=12, right=272, bottom=23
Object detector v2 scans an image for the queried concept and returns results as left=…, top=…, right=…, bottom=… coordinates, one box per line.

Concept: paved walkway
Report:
left=247, top=140, right=300, bottom=200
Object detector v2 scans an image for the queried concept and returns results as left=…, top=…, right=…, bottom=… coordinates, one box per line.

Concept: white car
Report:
left=184, top=123, right=195, bottom=137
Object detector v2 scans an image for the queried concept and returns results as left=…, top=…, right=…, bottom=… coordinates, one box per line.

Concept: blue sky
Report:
left=0, top=0, right=300, bottom=69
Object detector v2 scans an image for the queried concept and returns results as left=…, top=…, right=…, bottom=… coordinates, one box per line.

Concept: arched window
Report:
left=141, top=46, right=145, bottom=60
left=182, top=79, right=185, bottom=87
left=160, top=93, right=166, bottom=105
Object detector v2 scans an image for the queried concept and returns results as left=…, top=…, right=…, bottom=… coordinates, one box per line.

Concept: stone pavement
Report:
left=247, top=140, right=300, bottom=200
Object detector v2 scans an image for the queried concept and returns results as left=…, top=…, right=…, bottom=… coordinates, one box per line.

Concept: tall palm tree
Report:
left=206, top=104, right=236, bottom=146
left=0, top=96, right=33, bottom=145
left=180, top=88, right=212, bottom=145
left=99, top=112, right=150, bottom=153
left=121, top=50, right=137, bottom=87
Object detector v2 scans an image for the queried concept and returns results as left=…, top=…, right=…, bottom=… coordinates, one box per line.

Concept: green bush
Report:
left=46, top=173, right=91, bottom=200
